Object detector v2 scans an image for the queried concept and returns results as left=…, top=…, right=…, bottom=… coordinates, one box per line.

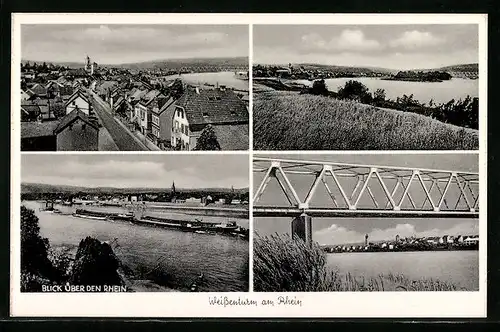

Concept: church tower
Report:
left=171, top=181, right=177, bottom=203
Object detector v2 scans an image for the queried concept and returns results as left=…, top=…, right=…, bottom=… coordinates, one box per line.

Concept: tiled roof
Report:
left=211, top=124, right=249, bottom=150
left=175, top=88, right=248, bottom=126
left=30, top=84, right=47, bottom=96
left=60, top=86, right=74, bottom=96
left=130, top=89, right=147, bottom=101
left=96, top=81, right=118, bottom=95
left=54, top=109, right=99, bottom=134
left=152, top=96, right=175, bottom=115
left=140, top=90, right=163, bottom=106
left=21, top=121, right=59, bottom=138
left=21, top=104, right=41, bottom=115
left=64, top=90, right=89, bottom=108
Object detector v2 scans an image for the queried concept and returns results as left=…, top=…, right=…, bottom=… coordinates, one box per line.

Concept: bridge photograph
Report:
left=253, top=153, right=480, bottom=292
left=20, top=154, right=249, bottom=293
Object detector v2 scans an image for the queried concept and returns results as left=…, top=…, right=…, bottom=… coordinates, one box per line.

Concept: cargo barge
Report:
left=72, top=209, right=248, bottom=240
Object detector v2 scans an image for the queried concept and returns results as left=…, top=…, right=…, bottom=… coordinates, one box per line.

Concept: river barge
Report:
left=136, top=215, right=249, bottom=239
left=71, top=209, right=248, bottom=239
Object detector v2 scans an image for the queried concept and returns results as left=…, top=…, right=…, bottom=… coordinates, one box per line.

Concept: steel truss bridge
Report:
left=253, top=157, right=479, bottom=243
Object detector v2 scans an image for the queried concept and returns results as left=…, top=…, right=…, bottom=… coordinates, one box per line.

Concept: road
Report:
left=89, top=91, right=150, bottom=151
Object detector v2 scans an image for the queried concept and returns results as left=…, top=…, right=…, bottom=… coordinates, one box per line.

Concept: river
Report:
left=326, top=251, right=478, bottom=291
left=288, top=77, right=478, bottom=104
left=164, top=71, right=249, bottom=91
left=23, top=201, right=249, bottom=292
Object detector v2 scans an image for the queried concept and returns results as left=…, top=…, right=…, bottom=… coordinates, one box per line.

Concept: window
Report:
left=72, top=101, right=76, bottom=106
left=203, top=112, right=209, bottom=117
left=82, top=124, right=86, bottom=130
left=181, top=123, right=184, bottom=134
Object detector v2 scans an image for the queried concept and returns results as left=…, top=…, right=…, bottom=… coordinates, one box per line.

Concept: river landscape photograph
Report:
left=253, top=24, right=480, bottom=150
left=20, top=154, right=250, bottom=292
left=252, top=153, right=480, bottom=292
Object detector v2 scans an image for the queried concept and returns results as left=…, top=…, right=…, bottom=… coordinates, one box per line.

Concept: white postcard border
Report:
left=11, top=13, right=487, bottom=318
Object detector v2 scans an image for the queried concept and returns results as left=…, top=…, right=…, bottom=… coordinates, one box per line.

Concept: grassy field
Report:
left=253, top=233, right=465, bottom=292
left=253, top=92, right=479, bottom=150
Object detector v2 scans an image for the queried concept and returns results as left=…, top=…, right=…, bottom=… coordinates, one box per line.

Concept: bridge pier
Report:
left=291, top=213, right=312, bottom=246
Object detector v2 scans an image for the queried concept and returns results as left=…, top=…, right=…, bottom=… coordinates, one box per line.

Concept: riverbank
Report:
left=253, top=233, right=473, bottom=291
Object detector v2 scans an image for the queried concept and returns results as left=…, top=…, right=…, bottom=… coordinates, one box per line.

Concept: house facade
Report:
left=65, top=90, right=91, bottom=115
left=151, top=97, right=175, bottom=149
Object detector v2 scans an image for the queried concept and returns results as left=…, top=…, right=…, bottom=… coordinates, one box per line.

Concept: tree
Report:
left=21, top=206, right=59, bottom=291
left=337, top=80, right=372, bottom=104
left=194, top=125, right=221, bottom=151
left=310, top=79, right=329, bottom=96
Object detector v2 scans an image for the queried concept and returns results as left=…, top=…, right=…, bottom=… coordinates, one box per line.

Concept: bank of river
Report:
left=327, top=250, right=479, bottom=290
left=164, top=71, right=249, bottom=91
left=24, top=201, right=249, bottom=292
left=286, top=77, right=478, bottom=105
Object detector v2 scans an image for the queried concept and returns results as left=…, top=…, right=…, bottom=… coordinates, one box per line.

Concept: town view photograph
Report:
left=252, top=153, right=479, bottom=292
left=20, top=24, right=249, bottom=151
left=20, top=154, right=250, bottom=292
left=252, top=24, right=479, bottom=150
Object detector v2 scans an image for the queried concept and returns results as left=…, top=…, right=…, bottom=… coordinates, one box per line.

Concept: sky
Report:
left=253, top=24, right=479, bottom=70
left=253, top=153, right=480, bottom=245
left=21, top=154, right=249, bottom=189
left=21, top=24, right=249, bottom=64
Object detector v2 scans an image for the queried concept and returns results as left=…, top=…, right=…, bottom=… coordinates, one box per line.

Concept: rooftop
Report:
left=54, top=108, right=99, bottom=134
left=175, top=88, right=248, bottom=126
left=21, top=121, right=59, bottom=139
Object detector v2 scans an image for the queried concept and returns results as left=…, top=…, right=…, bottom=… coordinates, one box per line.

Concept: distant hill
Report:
left=256, top=62, right=478, bottom=75
left=21, top=56, right=249, bottom=70
left=113, top=56, right=249, bottom=70
left=410, top=63, right=478, bottom=73
left=436, top=63, right=478, bottom=73
left=291, top=63, right=397, bottom=75
left=21, top=183, right=249, bottom=195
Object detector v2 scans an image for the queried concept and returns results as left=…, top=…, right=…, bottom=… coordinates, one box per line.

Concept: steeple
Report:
left=172, top=181, right=176, bottom=196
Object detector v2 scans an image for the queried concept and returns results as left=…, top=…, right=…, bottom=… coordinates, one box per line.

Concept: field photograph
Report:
left=253, top=25, right=480, bottom=150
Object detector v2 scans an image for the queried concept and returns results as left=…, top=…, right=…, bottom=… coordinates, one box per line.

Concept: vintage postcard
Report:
left=10, top=13, right=487, bottom=318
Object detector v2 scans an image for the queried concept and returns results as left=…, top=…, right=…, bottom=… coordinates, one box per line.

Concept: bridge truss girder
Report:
left=253, top=157, right=479, bottom=218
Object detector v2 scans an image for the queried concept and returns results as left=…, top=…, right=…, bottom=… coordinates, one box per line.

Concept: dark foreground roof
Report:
left=21, top=121, right=59, bottom=139
left=54, top=109, right=99, bottom=134
left=175, top=88, right=248, bottom=126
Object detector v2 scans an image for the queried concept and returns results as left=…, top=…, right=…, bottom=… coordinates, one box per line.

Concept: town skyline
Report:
left=21, top=154, right=249, bottom=189
left=21, top=24, right=249, bottom=64
left=253, top=24, right=479, bottom=70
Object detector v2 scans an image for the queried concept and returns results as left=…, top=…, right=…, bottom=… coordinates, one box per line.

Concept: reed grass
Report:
left=253, top=92, right=479, bottom=150
left=253, top=233, right=465, bottom=292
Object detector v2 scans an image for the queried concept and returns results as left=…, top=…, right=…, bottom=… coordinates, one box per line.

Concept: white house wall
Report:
left=66, top=96, right=90, bottom=115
